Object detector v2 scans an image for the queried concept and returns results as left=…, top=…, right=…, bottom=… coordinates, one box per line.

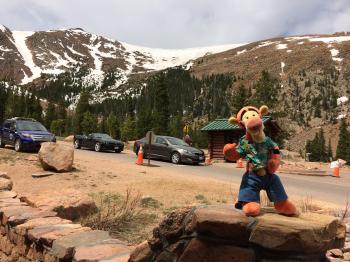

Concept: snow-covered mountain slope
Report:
left=0, top=25, right=245, bottom=85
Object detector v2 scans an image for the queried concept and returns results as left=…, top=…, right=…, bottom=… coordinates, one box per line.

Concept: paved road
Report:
left=77, top=149, right=350, bottom=207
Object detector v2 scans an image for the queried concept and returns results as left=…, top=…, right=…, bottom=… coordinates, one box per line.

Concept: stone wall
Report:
left=130, top=205, right=347, bottom=262
left=0, top=172, right=131, bottom=262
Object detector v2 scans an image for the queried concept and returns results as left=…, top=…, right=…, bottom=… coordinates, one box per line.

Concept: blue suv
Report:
left=0, top=118, right=56, bottom=152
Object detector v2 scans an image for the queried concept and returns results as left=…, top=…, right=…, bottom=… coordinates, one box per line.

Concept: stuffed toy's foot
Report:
left=243, top=202, right=260, bottom=216
left=274, top=200, right=299, bottom=216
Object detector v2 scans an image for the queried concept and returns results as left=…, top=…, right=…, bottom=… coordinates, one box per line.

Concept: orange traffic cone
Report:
left=332, top=166, right=340, bottom=178
left=236, top=158, right=244, bottom=168
left=136, top=146, right=144, bottom=165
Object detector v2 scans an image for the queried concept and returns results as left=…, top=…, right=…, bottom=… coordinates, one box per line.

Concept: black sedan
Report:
left=133, top=135, right=205, bottom=164
left=74, top=133, right=124, bottom=153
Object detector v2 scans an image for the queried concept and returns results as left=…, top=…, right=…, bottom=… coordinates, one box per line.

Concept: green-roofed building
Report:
left=201, top=116, right=280, bottom=160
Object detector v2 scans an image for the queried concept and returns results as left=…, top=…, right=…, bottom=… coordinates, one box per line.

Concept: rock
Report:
left=185, top=205, right=253, bottom=244
left=28, top=224, right=90, bottom=246
left=343, top=252, right=350, bottom=261
left=6, top=208, right=57, bottom=226
left=0, top=205, right=34, bottom=225
left=249, top=212, right=345, bottom=254
left=149, top=207, right=192, bottom=249
left=64, top=135, right=74, bottom=142
left=25, top=154, right=38, bottom=161
left=0, top=191, right=17, bottom=199
left=20, top=189, right=97, bottom=220
left=0, top=178, right=12, bottom=191
left=51, top=230, right=110, bottom=259
left=0, top=172, right=10, bottom=180
left=129, top=241, right=152, bottom=262
left=137, top=205, right=346, bottom=261
left=99, top=254, right=130, bottom=262
left=15, top=217, right=71, bottom=236
left=38, top=142, right=74, bottom=172
left=178, top=239, right=255, bottom=262
left=329, top=248, right=344, bottom=258
left=73, top=239, right=131, bottom=261
left=32, top=171, right=56, bottom=178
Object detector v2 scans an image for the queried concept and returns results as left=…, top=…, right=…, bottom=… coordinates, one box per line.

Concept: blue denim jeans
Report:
left=237, top=171, right=288, bottom=204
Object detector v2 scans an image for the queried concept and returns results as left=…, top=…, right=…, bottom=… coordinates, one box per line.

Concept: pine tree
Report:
left=327, top=138, right=333, bottom=161
left=74, top=91, right=91, bottom=134
left=0, top=82, right=7, bottom=124
left=45, top=102, right=57, bottom=129
left=50, top=119, right=65, bottom=136
left=120, top=116, right=136, bottom=142
left=253, top=71, right=280, bottom=109
left=81, top=111, right=97, bottom=134
left=318, top=128, right=327, bottom=162
left=107, top=112, right=120, bottom=139
left=169, top=115, right=183, bottom=138
left=136, top=111, right=153, bottom=138
left=232, top=85, right=248, bottom=112
left=336, top=119, right=350, bottom=163
left=153, top=73, right=170, bottom=135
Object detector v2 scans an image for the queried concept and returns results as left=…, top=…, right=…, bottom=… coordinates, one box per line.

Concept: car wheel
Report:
left=115, top=149, right=122, bottom=153
left=74, top=140, right=81, bottom=149
left=171, top=152, right=181, bottom=164
left=14, top=139, right=22, bottom=152
left=94, top=142, right=101, bottom=152
left=0, top=136, right=5, bottom=148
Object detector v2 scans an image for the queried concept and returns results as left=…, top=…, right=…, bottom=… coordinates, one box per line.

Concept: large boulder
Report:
left=129, top=205, right=346, bottom=262
left=64, top=135, right=74, bottom=142
left=38, top=142, right=74, bottom=172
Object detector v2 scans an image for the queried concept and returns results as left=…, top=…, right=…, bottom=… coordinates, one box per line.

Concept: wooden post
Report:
left=148, top=132, right=152, bottom=166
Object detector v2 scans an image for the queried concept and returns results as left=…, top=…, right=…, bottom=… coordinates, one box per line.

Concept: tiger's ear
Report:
left=259, top=105, right=268, bottom=116
left=229, top=116, right=240, bottom=125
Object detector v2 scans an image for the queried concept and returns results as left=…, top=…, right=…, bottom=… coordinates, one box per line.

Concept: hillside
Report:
left=0, top=24, right=243, bottom=85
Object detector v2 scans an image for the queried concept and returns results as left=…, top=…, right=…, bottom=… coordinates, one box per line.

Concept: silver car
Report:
left=133, top=136, right=205, bottom=165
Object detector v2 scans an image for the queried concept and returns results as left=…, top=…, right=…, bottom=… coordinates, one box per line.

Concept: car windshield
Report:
left=93, top=133, right=113, bottom=139
left=16, top=121, right=47, bottom=132
left=166, top=137, right=189, bottom=146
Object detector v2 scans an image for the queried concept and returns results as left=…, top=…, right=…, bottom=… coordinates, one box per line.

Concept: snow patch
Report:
left=285, top=36, right=312, bottom=41
left=0, top=46, right=12, bottom=52
left=276, top=44, right=287, bottom=50
left=67, top=46, right=86, bottom=57
left=336, top=114, right=347, bottom=120
left=309, top=36, right=350, bottom=44
left=121, top=42, right=246, bottom=71
left=257, top=41, right=273, bottom=48
left=12, top=31, right=42, bottom=84
left=329, top=48, right=343, bottom=62
left=237, top=49, right=247, bottom=55
left=337, top=96, right=348, bottom=105
left=280, top=62, right=285, bottom=75
left=286, top=49, right=292, bottom=53
left=330, top=48, right=339, bottom=57
left=0, top=25, right=6, bottom=32
left=297, top=41, right=304, bottom=45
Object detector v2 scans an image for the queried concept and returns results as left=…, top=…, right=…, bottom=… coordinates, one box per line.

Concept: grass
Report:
left=332, top=196, right=349, bottom=220
left=81, top=188, right=159, bottom=244
left=141, top=196, right=162, bottom=208
left=195, top=194, right=211, bottom=205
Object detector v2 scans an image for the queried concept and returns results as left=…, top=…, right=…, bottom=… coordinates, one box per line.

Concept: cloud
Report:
left=0, top=0, right=350, bottom=48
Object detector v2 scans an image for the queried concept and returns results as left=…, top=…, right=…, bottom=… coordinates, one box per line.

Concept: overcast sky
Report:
left=1, top=0, right=350, bottom=48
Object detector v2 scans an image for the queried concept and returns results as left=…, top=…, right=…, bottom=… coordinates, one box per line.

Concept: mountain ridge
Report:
left=0, top=24, right=244, bottom=85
